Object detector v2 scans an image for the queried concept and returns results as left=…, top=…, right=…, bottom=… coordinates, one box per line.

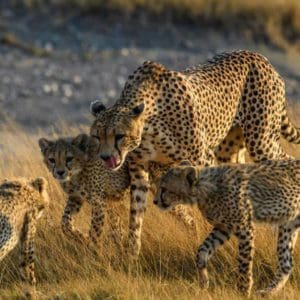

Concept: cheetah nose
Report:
left=56, top=170, right=66, bottom=177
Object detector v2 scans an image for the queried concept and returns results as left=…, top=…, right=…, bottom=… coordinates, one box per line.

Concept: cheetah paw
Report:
left=198, top=268, right=209, bottom=289
left=22, top=288, right=43, bottom=300
left=256, top=287, right=275, bottom=297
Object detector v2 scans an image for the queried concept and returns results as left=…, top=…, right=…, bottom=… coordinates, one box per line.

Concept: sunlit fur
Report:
left=0, top=177, right=49, bottom=295
left=89, top=50, right=300, bottom=259
left=39, top=134, right=195, bottom=248
left=39, top=134, right=130, bottom=247
left=155, top=159, right=300, bottom=296
left=90, top=104, right=145, bottom=170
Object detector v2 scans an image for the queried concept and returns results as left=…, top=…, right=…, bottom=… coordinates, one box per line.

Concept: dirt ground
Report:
left=0, top=4, right=299, bottom=133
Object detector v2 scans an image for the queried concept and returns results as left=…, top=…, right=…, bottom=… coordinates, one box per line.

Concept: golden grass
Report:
left=0, top=115, right=300, bottom=299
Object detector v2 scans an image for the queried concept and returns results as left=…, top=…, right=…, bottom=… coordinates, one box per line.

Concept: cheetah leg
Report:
left=0, top=216, right=18, bottom=261
left=19, top=214, right=38, bottom=287
left=205, top=148, right=218, bottom=166
left=236, top=224, right=255, bottom=297
left=61, top=196, right=88, bottom=245
left=241, top=116, right=291, bottom=162
left=107, top=205, right=124, bottom=248
left=258, top=217, right=300, bottom=295
left=169, top=205, right=195, bottom=229
left=236, top=147, right=247, bottom=164
left=245, top=138, right=290, bottom=161
left=214, top=125, right=246, bottom=164
left=88, top=200, right=106, bottom=247
left=127, top=161, right=149, bottom=259
left=196, top=227, right=231, bottom=289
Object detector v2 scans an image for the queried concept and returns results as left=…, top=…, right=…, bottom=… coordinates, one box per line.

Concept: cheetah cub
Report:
left=39, top=134, right=129, bottom=247
left=154, top=159, right=300, bottom=296
left=0, top=177, right=49, bottom=290
left=39, top=134, right=196, bottom=248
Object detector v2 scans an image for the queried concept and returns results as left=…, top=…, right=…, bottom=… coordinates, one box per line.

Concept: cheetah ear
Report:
left=142, top=61, right=166, bottom=75
left=31, top=177, right=47, bottom=193
left=131, top=102, right=145, bottom=118
left=38, top=138, right=52, bottom=154
left=184, top=167, right=198, bottom=187
left=88, top=136, right=100, bottom=152
left=179, top=160, right=192, bottom=167
left=72, top=134, right=90, bottom=153
left=90, top=100, right=106, bottom=117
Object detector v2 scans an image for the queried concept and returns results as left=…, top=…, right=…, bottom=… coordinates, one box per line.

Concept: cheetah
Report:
left=89, top=50, right=300, bottom=257
left=39, top=134, right=195, bottom=247
left=0, top=177, right=49, bottom=292
left=39, top=134, right=129, bottom=247
left=154, top=159, right=300, bottom=296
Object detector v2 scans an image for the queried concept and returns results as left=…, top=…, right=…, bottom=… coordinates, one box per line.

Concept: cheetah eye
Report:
left=66, top=157, right=74, bottom=163
left=48, top=158, right=55, bottom=164
left=115, top=134, right=125, bottom=141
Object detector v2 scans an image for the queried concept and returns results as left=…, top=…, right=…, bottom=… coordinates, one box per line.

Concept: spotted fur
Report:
left=39, top=134, right=195, bottom=248
left=39, top=134, right=129, bottom=247
left=90, top=50, right=299, bottom=257
left=214, top=124, right=247, bottom=163
left=0, top=177, right=49, bottom=292
left=154, top=159, right=300, bottom=296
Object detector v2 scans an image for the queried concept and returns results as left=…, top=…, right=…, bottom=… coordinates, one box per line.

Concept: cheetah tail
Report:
left=281, top=109, right=300, bottom=144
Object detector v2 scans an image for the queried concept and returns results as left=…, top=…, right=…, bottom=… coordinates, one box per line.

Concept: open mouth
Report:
left=103, top=156, right=121, bottom=170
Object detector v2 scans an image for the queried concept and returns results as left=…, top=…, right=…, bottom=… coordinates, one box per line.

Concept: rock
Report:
left=51, top=82, right=59, bottom=93
left=73, top=75, right=82, bottom=85
left=107, top=89, right=116, bottom=98
left=43, top=84, right=51, bottom=93
left=120, top=48, right=130, bottom=56
left=62, top=84, right=73, bottom=98
left=44, top=42, right=54, bottom=53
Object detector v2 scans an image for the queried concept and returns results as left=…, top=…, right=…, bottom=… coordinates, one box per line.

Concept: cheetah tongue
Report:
left=106, top=156, right=118, bottom=169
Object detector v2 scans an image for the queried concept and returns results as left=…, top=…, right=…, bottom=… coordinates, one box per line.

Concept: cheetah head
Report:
left=89, top=61, right=174, bottom=170
left=90, top=101, right=145, bottom=170
left=154, top=161, right=200, bottom=211
left=39, top=134, right=99, bottom=182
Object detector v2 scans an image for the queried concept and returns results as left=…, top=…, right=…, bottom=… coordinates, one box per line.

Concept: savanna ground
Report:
left=0, top=1, right=300, bottom=299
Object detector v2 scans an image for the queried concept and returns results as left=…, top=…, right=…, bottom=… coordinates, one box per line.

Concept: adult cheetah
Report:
left=90, top=50, right=300, bottom=257
left=39, top=134, right=195, bottom=247
left=0, top=177, right=49, bottom=293
left=154, top=160, right=300, bottom=296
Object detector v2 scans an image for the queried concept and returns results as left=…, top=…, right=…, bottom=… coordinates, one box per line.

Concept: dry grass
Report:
left=0, top=114, right=300, bottom=299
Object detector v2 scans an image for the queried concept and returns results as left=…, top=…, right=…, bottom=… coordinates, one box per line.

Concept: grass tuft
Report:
left=0, top=115, right=299, bottom=298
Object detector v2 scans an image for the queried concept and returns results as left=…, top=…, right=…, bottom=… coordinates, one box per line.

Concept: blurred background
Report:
left=0, top=2, right=300, bottom=299
left=0, top=0, right=299, bottom=132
